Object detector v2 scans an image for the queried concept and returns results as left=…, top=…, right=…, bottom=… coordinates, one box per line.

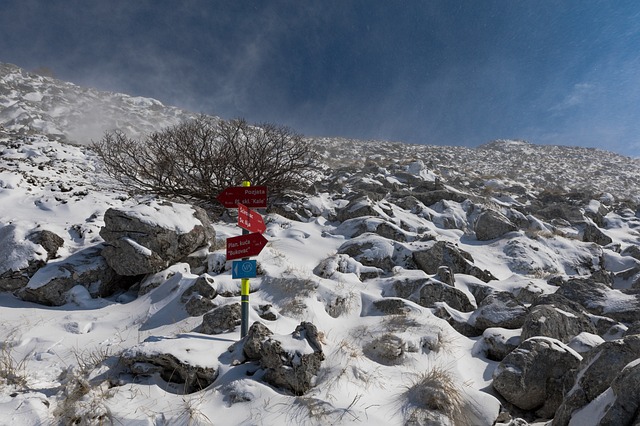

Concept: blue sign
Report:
left=232, top=260, right=257, bottom=279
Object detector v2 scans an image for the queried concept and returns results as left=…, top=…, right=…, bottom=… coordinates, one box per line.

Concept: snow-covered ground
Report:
left=2, top=63, right=640, bottom=425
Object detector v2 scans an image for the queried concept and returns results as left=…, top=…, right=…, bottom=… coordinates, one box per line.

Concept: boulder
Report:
left=181, top=275, right=218, bottom=316
left=479, top=328, right=521, bottom=361
left=18, top=245, right=118, bottom=306
left=582, top=222, right=613, bottom=246
left=122, top=335, right=219, bottom=394
left=26, top=229, right=64, bottom=260
left=371, top=298, right=414, bottom=316
left=492, top=337, right=582, bottom=419
left=200, top=303, right=241, bottom=335
left=621, top=245, right=640, bottom=261
left=363, top=333, right=406, bottom=365
left=553, top=335, right=640, bottom=426
left=336, top=196, right=380, bottom=222
left=0, top=224, right=48, bottom=291
left=413, top=241, right=496, bottom=283
left=555, top=278, right=640, bottom=323
left=521, top=304, right=596, bottom=343
left=390, top=277, right=475, bottom=312
left=411, top=188, right=467, bottom=207
left=337, top=235, right=399, bottom=272
left=313, top=253, right=382, bottom=281
left=591, top=359, right=640, bottom=426
left=432, top=303, right=482, bottom=337
left=242, top=322, right=274, bottom=360
left=243, top=322, right=325, bottom=395
left=100, top=201, right=214, bottom=276
left=474, top=210, right=517, bottom=241
left=470, top=291, right=528, bottom=331
left=181, top=274, right=217, bottom=302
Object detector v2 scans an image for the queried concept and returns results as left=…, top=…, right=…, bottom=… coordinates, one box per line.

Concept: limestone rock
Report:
left=521, top=304, right=596, bottom=343
left=413, top=241, right=496, bottom=283
left=475, top=210, right=517, bottom=241
left=553, top=335, right=640, bottom=426
left=19, top=245, right=118, bottom=306
left=100, top=201, right=214, bottom=276
left=492, top=337, right=582, bottom=419
left=252, top=322, right=325, bottom=395
left=390, top=277, right=475, bottom=312
left=200, top=303, right=241, bottom=335
left=470, top=291, right=528, bottom=331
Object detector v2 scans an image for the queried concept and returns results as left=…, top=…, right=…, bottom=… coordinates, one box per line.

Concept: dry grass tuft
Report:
left=403, top=367, right=469, bottom=426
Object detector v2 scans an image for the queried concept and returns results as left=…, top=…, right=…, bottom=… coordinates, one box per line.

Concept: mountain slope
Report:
left=2, top=63, right=640, bottom=426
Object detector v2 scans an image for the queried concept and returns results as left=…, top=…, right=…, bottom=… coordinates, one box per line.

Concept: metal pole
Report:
left=240, top=180, right=250, bottom=338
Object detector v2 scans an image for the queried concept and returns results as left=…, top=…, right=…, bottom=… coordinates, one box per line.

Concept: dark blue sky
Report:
left=2, top=1, right=640, bottom=156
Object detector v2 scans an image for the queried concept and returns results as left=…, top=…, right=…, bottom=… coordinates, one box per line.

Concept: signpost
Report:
left=218, top=182, right=268, bottom=338
left=225, top=232, right=269, bottom=261
left=232, top=259, right=257, bottom=279
left=216, top=186, right=268, bottom=208
left=238, top=203, right=266, bottom=234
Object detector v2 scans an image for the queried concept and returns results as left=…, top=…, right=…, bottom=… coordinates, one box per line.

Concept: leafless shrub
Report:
left=92, top=116, right=319, bottom=210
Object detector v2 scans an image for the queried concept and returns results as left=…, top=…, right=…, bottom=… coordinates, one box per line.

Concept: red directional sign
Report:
left=217, top=186, right=268, bottom=208
left=226, top=232, right=269, bottom=261
left=238, top=203, right=266, bottom=234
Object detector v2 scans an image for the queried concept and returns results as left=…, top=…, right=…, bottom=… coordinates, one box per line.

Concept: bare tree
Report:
left=91, top=116, right=318, bottom=209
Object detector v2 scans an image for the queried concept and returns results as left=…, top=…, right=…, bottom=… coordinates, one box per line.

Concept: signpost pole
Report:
left=240, top=180, right=251, bottom=338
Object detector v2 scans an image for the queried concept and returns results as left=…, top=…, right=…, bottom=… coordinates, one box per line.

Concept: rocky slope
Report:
left=2, top=62, right=640, bottom=425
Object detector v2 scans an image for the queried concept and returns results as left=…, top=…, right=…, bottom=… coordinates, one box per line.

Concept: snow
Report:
left=2, top=62, right=640, bottom=425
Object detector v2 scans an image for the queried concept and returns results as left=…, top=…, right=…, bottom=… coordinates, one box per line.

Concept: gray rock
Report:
left=521, top=304, right=596, bottom=343
left=181, top=274, right=216, bottom=303
left=390, top=277, right=475, bottom=312
left=595, top=360, right=640, bottom=426
left=582, top=222, right=613, bottom=246
left=432, top=303, right=482, bottom=337
left=259, top=322, right=325, bottom=395
left=475, top=210, right=518, bottom=241
left=492, top=337, right=582, bottom=419
left=413, top=241, right=496, bottom=283
left=200, top=303, right=241, bottom=335
left=555, top=278, right=640, bottom=323
left=337, top=236, right=398, bottom=272
left=553, top=335, right=640, bottom=426
left=100, top=202, right=215, bottom=276
left=363, top=334, right=405, bottom=365
left=336, top=196, right=380, bottom=222
left=242, top=322, right=274, bottom=360
left=27, top=229, right=64, bottom=260
left=184, top=296, right=216, bottom=317
left=372, top=298, right=413, bottom=315
left=434, top=266, right=455, bottom=286
left=621, top=245, right=640, bottom=261
left=411, top=188, right=467, bottom=207
left=534, top=202, right=585, bottom=224
left=122, top=338, right=219, bottom=394
left=480, top=328, right=521, bottom=361
left=19, top=245, right=117, bottom=306
left=0, top=224, right=47, bottom=291
left=470, top=292, right=528, bottom=331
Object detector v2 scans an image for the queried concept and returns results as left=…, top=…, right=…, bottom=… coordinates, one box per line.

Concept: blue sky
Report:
left=2, top=1, right=640, bottom=157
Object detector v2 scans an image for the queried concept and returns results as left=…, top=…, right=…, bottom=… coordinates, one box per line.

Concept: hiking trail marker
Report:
left=238, top=203, right=266, bottom=234
left=217, top=182, right=268, bottom=338
left=216, top=186, right=267, bottom=208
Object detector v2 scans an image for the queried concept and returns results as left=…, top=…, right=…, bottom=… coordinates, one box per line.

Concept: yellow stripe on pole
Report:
left=241, top=278, right=250, bottom=297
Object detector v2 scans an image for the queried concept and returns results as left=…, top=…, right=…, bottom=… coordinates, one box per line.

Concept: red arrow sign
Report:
left=226, top=232, right=268, bottom=261
left=217, top=186, right=268, bottom=208
left=238, top=203, right=266, bottom=234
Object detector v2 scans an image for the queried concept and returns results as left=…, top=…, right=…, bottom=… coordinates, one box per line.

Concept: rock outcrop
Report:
left=493, top=337, right=582, bottom=419
left=100, top=201, right=214, bottom=276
